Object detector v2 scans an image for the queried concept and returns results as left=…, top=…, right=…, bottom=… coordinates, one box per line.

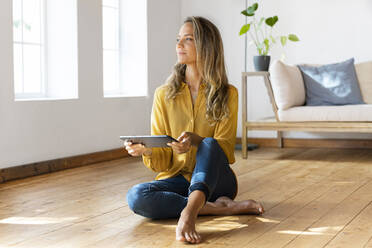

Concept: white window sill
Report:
left=15, top=97, right=78, bottom=102
left=103, top=94, right=147, bottom=98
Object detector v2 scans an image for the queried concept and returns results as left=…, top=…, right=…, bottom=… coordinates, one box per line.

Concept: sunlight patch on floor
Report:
left=308, top=226, right=343, bottom=233
left=197, top=216, right=249, bottom=231
left=256, top=217, right=280, bottom=223
left=277, top=226, right=343, bottom=236
left=0, top=216, right=78, bottom=225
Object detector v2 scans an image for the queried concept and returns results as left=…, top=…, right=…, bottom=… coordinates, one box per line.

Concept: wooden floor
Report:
left=2, top=148, right=372, bottom=247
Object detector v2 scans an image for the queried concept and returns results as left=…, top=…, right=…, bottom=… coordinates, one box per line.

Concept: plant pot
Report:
left=253, top=55, right=271, bottom=71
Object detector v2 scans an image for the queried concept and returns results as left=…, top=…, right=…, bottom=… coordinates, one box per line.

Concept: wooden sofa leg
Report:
left=277, top=131, right=283, bottom=148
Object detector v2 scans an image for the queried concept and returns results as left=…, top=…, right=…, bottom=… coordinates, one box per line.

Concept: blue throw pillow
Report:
left=298, top=58, right=364, bottom=106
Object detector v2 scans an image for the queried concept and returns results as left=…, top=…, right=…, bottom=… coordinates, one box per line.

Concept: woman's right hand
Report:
left=124, top=141, right=152, bottom=156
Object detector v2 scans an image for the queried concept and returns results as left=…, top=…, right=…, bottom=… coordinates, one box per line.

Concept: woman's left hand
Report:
left=167, top=132, right=203, bottom=154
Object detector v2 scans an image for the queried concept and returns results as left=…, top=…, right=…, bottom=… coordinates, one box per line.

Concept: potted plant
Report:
left=239, top=2, right=299, bottom=71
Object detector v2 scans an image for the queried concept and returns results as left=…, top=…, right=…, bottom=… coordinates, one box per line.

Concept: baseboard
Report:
left=245, top=137, right=372, bottom=149
left=0, top=148, right=129, bottom=184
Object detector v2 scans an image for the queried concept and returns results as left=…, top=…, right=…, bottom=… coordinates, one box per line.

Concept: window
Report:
left=13, top=0, right=78, bottom=101
left=13, top=0, right=46, bottom=98
left=102, top=0, right=147, bottom=97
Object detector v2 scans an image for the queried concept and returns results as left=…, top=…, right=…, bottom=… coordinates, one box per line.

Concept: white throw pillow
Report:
left=355, top=61, right=372, bottom=104
left=269, top=60, right=306, bottom=110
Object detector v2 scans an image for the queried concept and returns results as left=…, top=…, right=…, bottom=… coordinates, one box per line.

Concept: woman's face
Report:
left=176, top=22, right=197, bottom=65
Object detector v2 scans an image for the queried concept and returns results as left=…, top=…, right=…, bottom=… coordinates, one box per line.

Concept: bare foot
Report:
left=176, top=209, right=202, bottom=244
left=215, top=196, right=264, bottom=215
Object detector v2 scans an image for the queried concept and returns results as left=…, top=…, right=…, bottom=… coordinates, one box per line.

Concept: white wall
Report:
left=46, top=0, right=78, bottom=99
left=0, top=0, right=181, bottom=169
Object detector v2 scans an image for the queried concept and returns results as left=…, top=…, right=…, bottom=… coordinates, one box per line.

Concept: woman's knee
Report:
left=201, top=137, right=218, bottom=146
left=198, top=137, right=226, bottom=162
left=126, top=183, right=149, bottom=215
left=126, top=183, right=165, bottom=219
left=199, top=137, right=219, bottom=153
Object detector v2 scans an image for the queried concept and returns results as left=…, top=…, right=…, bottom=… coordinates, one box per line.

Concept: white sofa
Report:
left=246, top=60, right=372, bottom=147
left=270, top=60, right=372, bottom=122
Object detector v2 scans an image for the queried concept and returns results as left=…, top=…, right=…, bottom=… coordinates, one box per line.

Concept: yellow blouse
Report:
left=142, top=82, right=238, bottom=182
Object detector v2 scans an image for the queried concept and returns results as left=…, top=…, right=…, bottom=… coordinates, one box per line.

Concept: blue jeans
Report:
left=126, top=137, right=238, bottom=219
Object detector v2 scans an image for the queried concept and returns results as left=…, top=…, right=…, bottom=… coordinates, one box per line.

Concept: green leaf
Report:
left=270, top=35, right=276, bottom=44
left=273, top=16, right=278, bottom=24
left=265, top=16, right=279, bottom=27
left=241, top=10, right=253, bottom=16
left=247, top=3, right=258, bottom=14
left=242, top=2, right=258, bottom=16
left=239, top=23, right=250, bottom=35
left=280, top=36, right=287, bottom=46
left=288, top=34, right=300, bottom=42
left=264, top=38, right=270, bottom=53
left=258, top=48, right=263, bottom=55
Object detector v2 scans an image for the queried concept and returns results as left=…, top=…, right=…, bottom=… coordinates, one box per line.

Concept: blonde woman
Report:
left=125, top=16, right=264, bottom=244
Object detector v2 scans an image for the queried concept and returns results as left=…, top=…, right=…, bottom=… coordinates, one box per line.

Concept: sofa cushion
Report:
left=278, top=104, right=372, bottom=122
left=298, top=58, right=364, bottom=106
left=355, top=61, right=372, bottom=104
left=269, top=60, right=305, bottom=110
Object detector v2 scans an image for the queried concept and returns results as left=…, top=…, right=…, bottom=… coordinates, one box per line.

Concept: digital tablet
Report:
left=120, top=135, right=178, bottom=147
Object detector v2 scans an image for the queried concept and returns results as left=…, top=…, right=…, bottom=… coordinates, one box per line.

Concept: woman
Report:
left=124, top=16, right=264, bottom=244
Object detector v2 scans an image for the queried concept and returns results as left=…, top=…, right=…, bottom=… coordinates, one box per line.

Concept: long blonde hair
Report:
left=165, top=16, right=230, bottom=122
